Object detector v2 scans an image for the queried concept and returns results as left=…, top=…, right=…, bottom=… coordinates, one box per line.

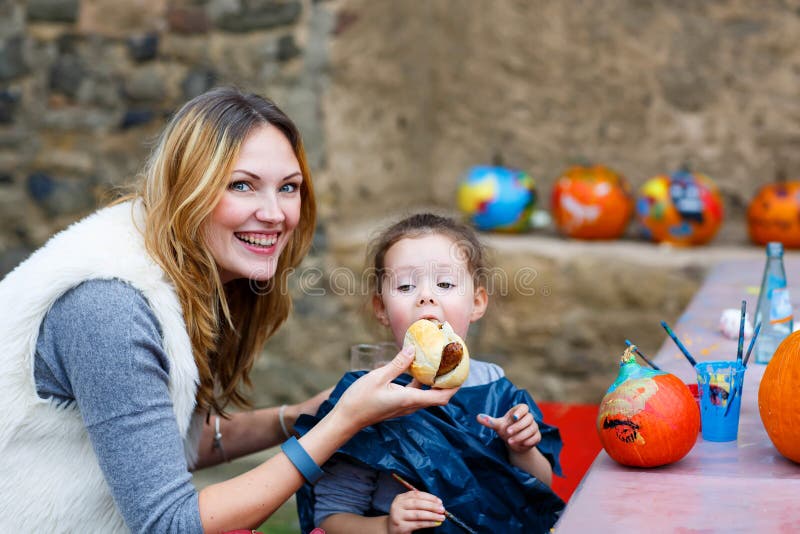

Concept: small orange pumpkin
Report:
left=551, top=164, right=633, bottom=239
left=758, top=330, right=800, bottom=463
left=597, top=346, right=700, bottom=467
left=747, top=181, right=800, bottom=248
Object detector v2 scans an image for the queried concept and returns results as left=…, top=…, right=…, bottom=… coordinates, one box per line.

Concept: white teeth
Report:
left=237, top=234, right=277, bottom=247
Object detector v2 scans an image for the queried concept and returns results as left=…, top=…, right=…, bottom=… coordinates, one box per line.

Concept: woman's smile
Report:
left=234, top=231, right=281, bottom=253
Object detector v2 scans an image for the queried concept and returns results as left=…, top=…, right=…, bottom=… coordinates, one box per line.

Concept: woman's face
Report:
left=206, top=124, right=303, bottom=283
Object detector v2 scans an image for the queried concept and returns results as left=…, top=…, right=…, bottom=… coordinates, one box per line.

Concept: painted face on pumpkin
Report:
left=602, top=416, right=641, bottom=444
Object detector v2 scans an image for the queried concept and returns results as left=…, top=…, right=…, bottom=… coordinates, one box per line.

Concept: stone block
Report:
left=167, top=5, right=210, bottom=34
left=120, top=109, right=156, bottom=130
left=123, top=65, right=167, bottom=102
left=78, top=0, right=167, bottom=38
left=181, top=67, right=217, bottom=100
left=27, top=0, right=79, bottom=23
left=48, top=53, right=84, bottom=98
left=276, top=34, right=300, bottom=62
left=213, top=0, right=301, bottom=32
left=0, top=36, right=28, bottom=81
left=0, top=89, right=20, bottom=123
left=127, top=33, right=159, bottom=62
left=25, top=172, right=95, bottom=217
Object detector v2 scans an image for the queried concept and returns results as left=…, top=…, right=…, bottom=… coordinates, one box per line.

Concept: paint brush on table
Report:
left=660, top=321, right=698, bottom=367
left=391, top=472, right=477, bottom=534
left=742, top=322, right=762, bottom=368
left=725, top=303, right=751, bottom=417
left=736, top=300, right=746, bottom=364
left=625, top=339, right=661, bottom=370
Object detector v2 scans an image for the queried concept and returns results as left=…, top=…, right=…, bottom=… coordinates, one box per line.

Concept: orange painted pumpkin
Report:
left=758, top=330, right=800, bottom=463
left=551, top=164, right=634, bottom=239
left=636, top=169, right=724, bottom=246
left=747, top=181, right=800, bottom=248
left=597, top=346, right=700, bottom=467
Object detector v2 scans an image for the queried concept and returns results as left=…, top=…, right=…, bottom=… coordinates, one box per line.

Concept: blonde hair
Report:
left=129, top=87, right=316, bottom=414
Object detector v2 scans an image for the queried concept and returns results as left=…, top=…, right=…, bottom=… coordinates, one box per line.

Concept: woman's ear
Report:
left=372, top=294, right=390, bottom=326
left=470, top=285, right=488, bottom=323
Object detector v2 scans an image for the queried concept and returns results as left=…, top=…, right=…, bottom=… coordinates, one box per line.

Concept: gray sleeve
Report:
left=35, top=279, right=203, bottom=533
left=462, top=359, right=505, bottom=387
left=314, top=455, right=379, bottom=526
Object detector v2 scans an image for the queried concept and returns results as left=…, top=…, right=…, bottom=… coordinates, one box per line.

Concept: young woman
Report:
left=0, top=88, right=456, bottom=532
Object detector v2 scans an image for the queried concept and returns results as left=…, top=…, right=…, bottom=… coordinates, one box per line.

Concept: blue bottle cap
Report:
left=766, top=242, right=784, bottom=258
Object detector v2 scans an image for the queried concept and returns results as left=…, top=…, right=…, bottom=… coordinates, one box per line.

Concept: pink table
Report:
left=555, top=258, right=800, bottom=533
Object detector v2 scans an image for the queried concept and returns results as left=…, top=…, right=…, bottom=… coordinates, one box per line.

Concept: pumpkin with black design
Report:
left=551, top=164, right=634, bottom=239
left=597, top=346, right=700, bottom=467
left=636, top=168, right=724, bottom=246
left=758, top=330, right=800, bottom=463
left=747, top=179, right=800, bottom=248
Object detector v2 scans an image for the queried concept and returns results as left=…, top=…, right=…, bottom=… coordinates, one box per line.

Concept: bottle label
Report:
left=769, top=287, right=793, bottom=325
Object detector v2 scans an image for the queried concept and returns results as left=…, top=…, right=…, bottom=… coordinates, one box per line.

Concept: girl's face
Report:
left=206, top=125, right=303, bottom=283
left=373, top=233, right=488, bottom=346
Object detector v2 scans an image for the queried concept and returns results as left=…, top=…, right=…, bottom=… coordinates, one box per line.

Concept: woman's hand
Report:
left=387, top=490, right=446, bottom=534
left=477, top=403, right=541, bottom=453
left=332, top=346, right=459, bottom=434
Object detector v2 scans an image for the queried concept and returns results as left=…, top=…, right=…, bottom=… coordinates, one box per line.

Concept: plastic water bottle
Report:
left=754, top=242, right=793, bottom=364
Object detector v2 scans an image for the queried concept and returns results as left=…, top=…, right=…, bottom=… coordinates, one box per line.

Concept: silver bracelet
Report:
left=278, top=404, right=291, bottom=439
left=212, top=415, right=229, bottom=463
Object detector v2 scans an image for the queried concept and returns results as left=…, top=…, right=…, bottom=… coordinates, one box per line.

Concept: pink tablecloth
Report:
left=555, top=258, right=800, bottom=533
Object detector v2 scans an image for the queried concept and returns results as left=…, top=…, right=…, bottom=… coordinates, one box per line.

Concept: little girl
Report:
left=296, top=213, right=564, bottom=533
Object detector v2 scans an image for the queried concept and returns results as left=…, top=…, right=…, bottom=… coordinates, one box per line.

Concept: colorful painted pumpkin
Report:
left=551, top=164, right=634, bottom=239
left=758, top=330, right=800, bottom=463
left=636, top=169, right=724, bottom=246
left=597, top=346, right=700, bottom=467
left=747, top=181, right=800, bottom=248
left=457, top=165, right=536, bottom=232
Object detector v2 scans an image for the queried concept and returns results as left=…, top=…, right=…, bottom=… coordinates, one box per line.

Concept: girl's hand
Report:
left=333, top=346, right=458, bottom=434
left=477, top=403, right=541, bottom=454
left=387, top=490, right=446, bottom=534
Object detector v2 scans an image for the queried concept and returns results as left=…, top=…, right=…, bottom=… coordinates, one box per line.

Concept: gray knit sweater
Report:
left=34, top=279, right=203, bottom=532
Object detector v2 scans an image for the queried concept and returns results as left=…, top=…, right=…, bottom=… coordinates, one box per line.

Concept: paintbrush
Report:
left=391, top=472, right=477, bottom=534
left=736, top=300, right=746, bottom=364
left=660, top=321, right=698, bottom=367
left=625, top=339, right=661, bottom=370
left=724, top=358, right=747, bottom=418
left=742, top=322, right=762, bottom=368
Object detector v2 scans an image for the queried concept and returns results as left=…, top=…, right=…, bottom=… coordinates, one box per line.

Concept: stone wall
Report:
left=0, top=0, right=332, bottom=273
left=2, top=0, right=798, bottom=405
left=321, top=0, right=800, bottom=233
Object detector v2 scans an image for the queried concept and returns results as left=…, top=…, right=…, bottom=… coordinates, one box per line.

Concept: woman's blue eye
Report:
left=437, top=282, right=455, bottom=289
left=280, top=183, right=299, bottom=193
left=229, top=181, right=252, bottom=192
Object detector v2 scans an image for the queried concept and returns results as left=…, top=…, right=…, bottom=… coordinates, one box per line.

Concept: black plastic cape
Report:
left=294, top=371, right=565, bottom=534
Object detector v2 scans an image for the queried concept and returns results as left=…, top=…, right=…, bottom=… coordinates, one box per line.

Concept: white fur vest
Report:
left=0, top=201, right=201, bottom=532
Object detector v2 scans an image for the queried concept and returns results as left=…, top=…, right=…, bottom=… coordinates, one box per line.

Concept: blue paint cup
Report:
left=695, top=360, right=745, bottom=442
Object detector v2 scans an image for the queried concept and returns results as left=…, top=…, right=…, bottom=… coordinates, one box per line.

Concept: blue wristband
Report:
left=281, top=436, right=324, bottom=484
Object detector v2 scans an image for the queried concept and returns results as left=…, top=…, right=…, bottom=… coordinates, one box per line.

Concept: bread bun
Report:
left=403, top=319, right=469, bottom=388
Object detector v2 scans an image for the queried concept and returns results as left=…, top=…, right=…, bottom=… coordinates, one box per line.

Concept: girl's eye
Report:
left=397, top=284, right=415, bottom=293
left=229, top=181, right=252, bottom=192
left=280, top=182, right=300, bottom=193
left=437, top=282, right=455, bottom=289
